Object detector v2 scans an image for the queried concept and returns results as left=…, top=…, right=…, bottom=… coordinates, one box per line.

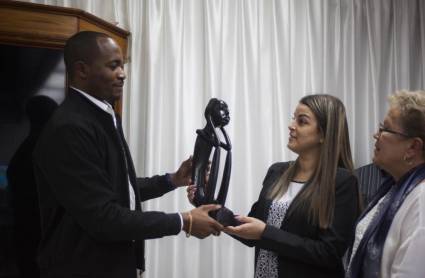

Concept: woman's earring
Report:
left=403, top=154, right=413, bottom=165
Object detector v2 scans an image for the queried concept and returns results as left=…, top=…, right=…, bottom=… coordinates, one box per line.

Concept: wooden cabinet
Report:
left=0, top=0, right=130, bottom=114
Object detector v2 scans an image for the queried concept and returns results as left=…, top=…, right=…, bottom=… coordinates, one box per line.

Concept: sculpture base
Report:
left=209, top=206, right=241, bottom=227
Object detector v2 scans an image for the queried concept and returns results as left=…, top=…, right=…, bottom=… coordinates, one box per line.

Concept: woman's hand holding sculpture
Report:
left=224, top=216, right=266, bottom=240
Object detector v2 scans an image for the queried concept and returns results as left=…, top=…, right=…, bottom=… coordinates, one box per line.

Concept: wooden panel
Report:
left=0, top=1, right=130, bottom=114
left=0, top=7, right=77, bottom=48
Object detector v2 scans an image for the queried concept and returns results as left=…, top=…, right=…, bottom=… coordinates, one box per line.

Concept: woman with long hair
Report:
left=224, top=94, right=361, bottom=278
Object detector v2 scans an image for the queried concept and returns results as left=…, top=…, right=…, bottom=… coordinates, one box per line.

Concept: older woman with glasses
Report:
left=346, top=90, right=425, bottom=278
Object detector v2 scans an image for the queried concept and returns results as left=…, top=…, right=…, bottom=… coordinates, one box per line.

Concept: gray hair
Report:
left=389, top=90, right=425, bottom=158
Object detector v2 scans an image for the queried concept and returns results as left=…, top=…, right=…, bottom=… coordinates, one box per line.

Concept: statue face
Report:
left=206, top=99, right=230, bottom=127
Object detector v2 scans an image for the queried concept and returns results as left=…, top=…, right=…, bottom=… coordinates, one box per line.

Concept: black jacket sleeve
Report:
left=136, top=175, right=176, bottom=202
left=35, top=124, right=181, bottom=242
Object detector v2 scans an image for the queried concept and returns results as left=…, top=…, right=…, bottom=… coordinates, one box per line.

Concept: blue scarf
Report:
left=346, top=163, right=425, bottom=278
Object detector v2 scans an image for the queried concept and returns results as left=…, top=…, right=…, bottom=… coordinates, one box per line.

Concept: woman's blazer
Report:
left=238, top=162, right=360, bottom=278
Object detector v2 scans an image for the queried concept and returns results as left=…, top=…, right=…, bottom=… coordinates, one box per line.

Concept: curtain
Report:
left=23, top=0, right=425, bottom=277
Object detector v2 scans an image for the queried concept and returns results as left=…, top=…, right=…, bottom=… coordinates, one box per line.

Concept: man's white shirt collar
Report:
left=70, top=86, right=114, bottom=115
left=71, top=86, right=117, bottom=127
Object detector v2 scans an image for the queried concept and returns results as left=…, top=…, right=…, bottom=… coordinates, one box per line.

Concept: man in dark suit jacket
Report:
left=355, top=163, right=385, bottom=206
left=33, top=31, right=223, bottom=278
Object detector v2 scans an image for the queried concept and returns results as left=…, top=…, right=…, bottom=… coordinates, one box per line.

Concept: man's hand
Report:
left=186, top=185, right=197, bottom=206
left=182, top=204, right=223, bottom=239
left=170, top=156, right=192, bottom=187
left=223, top=216, right=266, bottom=240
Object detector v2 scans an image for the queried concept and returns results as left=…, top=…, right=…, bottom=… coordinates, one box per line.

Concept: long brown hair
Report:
left=268, top=94, right=354, bottom=229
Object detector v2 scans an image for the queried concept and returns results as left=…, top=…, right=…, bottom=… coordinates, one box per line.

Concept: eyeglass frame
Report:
left=377, top=122, right=411, bottom=138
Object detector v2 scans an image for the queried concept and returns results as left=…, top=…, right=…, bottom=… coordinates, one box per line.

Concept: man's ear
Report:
left=74, top=61, right=89, bottom=80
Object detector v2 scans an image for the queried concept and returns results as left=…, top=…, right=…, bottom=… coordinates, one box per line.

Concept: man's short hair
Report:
left=63, top=31, right=109, bottom=79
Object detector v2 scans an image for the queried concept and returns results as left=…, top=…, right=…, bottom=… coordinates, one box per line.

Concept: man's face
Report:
left=86, top=37, right=126, bottom=103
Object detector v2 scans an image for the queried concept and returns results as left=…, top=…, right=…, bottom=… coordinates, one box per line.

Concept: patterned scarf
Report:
left=346, top=163, right=425, bottom=278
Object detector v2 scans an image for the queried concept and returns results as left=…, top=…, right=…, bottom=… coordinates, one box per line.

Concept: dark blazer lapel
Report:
left=115, top=116, right=142, bottom=210
left=67, top=88, right=134, bottom=208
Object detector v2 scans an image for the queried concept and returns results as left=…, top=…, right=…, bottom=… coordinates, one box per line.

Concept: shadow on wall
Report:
left=0, top=44, right=63, bottom=278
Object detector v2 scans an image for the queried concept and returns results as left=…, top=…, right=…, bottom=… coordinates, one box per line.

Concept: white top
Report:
left=255, top=181, right=304, bottom=278
left=348, top=189, right=390, bottom=269
left=380, top=180, right=425, bottom=278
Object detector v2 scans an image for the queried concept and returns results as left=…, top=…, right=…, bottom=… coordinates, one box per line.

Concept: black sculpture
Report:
left=191, top=98, right=239, bottom=226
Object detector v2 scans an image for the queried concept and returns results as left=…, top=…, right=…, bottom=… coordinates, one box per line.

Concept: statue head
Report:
left=205, top=98, right=230, bottom=127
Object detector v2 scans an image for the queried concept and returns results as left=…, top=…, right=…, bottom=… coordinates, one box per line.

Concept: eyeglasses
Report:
left=377, top=123, right=410, bottom=138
